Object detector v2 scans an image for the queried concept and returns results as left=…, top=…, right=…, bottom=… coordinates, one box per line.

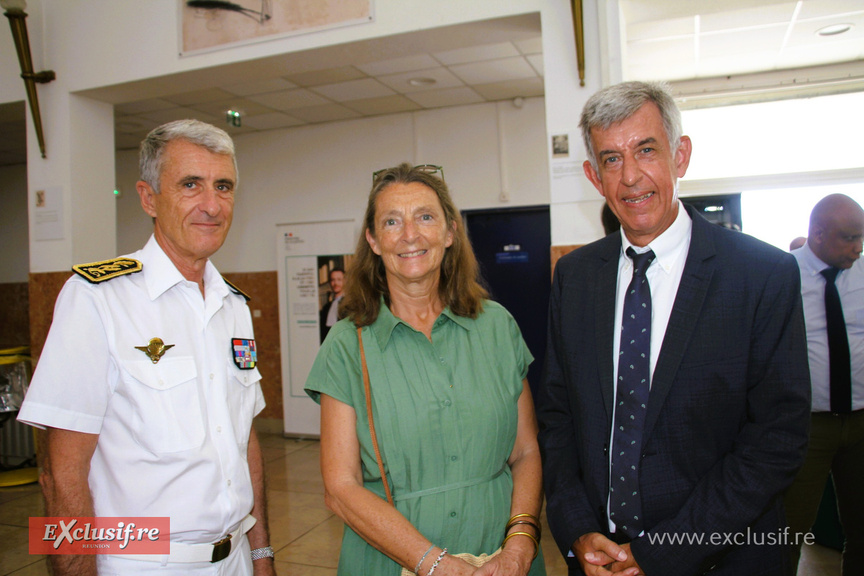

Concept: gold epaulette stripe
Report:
left=72, top=258, right=143, bottom=284
left=223, top=277, right=251, bottom=301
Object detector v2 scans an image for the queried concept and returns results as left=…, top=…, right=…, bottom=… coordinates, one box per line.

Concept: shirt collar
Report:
left=794, top=242, right=835, bottom=278
left=140, top=235, right=227, bottom=301
left=620, top=199, right=692, bottom=275
left=369, top=296, right=471, bottom=348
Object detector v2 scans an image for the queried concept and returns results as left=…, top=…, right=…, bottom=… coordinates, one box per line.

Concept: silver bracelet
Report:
left=414, top=544, right=435, bottom=574
left=426, top=548, right=447, bottom=576
left=250, top=545, right=274, bottom=561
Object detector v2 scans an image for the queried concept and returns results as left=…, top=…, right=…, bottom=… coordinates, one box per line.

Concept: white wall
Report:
left=115, top=97, right=550, bottom=272
left=12, top=0, right=863, bottom=272
left=115, top=149, right=152, bottom=257
left=1, top=0, right=589, bottom=271
left=0, top=164, right=29, bottom=283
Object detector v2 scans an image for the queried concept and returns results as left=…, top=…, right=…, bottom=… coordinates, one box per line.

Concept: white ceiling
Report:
left=623, top=0, right=864, bottom=107
left=102, top=13, right=545, bottom=151
left=623, top=0, right=864, bottom=81
left=1, top=1, right=862, bottom=166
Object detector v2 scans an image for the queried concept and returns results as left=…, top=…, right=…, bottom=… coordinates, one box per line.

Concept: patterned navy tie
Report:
left=821, top=267, right=852, bottom=414
left=610, top=247, right=655, bottom=539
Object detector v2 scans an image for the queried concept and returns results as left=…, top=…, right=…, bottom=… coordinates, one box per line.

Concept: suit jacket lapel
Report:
left=643, top=207, right=717, bottom=441
left=596, top=236, right=621, bottom=422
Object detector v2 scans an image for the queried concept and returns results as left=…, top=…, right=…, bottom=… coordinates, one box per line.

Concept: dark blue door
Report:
left=463, top=206, right=551, bottom=395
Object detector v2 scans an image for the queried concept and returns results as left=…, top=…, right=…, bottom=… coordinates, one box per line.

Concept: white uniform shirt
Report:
left=793, top=242, right=864, bottom=412
left=19, top=235, right=265, bottom=544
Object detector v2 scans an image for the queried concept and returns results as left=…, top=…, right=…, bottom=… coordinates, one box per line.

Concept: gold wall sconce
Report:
left=2, top=0, right=55, bottom=158
left=571, top=0, right=585, bottom=87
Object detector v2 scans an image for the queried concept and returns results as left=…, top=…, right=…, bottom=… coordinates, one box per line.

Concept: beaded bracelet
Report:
left=502, top=531, right=539, bottom=560
left=426, top=547, right=448, bottom=576
left=414, top=544, right=435, bottom=574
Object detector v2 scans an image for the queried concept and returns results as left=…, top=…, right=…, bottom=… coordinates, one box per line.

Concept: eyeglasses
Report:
left=372, top=164, right=444, bottom=182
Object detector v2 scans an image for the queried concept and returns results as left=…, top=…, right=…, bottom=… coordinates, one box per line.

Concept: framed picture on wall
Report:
left=180, top=0, right=374, bottom=55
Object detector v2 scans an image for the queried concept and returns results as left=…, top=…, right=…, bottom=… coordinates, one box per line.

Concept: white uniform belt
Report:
left=109, top=514, right=257, bottom=564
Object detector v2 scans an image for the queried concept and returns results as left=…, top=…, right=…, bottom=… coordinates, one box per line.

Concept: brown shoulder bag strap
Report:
left=357, top=327, right=395, bottom=505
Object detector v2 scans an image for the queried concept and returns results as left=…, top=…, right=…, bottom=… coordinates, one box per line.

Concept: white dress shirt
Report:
left=19, top=235, right=266, bottom=545
left=326, top=294, right=343, bottom=327
left=608, top=201, right=692, bottom=532
left=793, top=243, right=864, bottom=412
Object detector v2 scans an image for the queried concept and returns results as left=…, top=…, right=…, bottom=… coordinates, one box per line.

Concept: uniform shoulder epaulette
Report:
left=223, top=277, right=251, bottom=301
left=72, top=257, right=143, bottom=284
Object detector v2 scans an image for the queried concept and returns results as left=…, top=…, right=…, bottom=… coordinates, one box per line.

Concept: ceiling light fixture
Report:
left=2, top=0, right=56, bottom=159
left=226, top=109, right=242, bottom=127
left=408, top=77, right=436, bottom=87
left=816, top=23, right=853, bottom=37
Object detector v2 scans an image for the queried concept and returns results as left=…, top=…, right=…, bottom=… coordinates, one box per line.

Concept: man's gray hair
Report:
left=139, top=119, right=237, bottom=193
left=580, top=81, right=682, bottom=172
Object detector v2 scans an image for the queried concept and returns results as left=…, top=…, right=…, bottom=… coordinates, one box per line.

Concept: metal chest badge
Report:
left=135, top=338, right=174, bottom=364
left=232, top=338, right=257, bottom=370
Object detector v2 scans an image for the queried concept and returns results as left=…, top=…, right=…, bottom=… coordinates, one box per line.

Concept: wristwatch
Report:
left=250, top=546, right=275, bottom=561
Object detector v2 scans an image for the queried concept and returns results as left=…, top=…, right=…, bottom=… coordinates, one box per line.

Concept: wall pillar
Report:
left=27, top=88, right=116, bottom=356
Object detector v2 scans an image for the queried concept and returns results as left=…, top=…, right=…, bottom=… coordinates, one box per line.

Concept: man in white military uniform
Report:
left=18, top=120, right=277, bottom=575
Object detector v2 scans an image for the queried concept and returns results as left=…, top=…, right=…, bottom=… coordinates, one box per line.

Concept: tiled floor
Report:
left=0, top=431, right=842, bottom=575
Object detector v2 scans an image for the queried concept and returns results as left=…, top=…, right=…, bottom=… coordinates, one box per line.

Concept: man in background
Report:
left=785, top=193, right=864, bottom=575
left=790, top=236, right=807, bottom=251
left=19, top=119, right=276, bottom=575
left=320, top=267, right=345, bottom=342
left=601, top=203, right=620, bottom=236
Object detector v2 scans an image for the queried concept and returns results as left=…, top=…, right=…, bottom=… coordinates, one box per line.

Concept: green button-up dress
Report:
left=305, top=299, right=545, bottom=575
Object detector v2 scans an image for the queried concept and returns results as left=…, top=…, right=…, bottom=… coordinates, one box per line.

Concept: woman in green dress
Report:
left=305, top=163, right=546, bottom=576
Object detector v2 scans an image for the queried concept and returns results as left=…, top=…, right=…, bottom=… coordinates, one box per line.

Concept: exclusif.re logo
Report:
left=29, top=517, right=170, bottom=555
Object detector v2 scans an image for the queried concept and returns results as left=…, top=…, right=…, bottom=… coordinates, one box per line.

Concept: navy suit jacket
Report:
left=537, top=206, right=811, bottom=576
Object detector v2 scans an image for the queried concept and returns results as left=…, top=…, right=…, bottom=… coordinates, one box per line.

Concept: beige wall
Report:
left=115, top=97, right=551, bottom=272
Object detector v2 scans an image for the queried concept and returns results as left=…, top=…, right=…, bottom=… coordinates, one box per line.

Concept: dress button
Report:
left=450, top=511, right=457, bottom=518
left=216, top=426, right=222, bottom=433
left=450, top=455, right=458, bottom=461
left=158, top=379, right=165, bottom=387
left=442, top=400, right=452, bottom=407
left=209, top=373, right=215, bottom=380
left=227, top=479, right=232, bottom=487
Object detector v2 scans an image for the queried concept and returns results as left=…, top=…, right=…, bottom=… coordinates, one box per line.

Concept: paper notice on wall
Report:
left=33, top=187, right=64, bottom=241
left=549, top=132, right=597, bottom=203
left=276, top=220, right=355, bottom=436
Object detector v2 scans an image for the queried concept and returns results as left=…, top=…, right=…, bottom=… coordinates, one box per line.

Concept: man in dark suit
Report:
left=537, top=81, right=811, bottom=576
